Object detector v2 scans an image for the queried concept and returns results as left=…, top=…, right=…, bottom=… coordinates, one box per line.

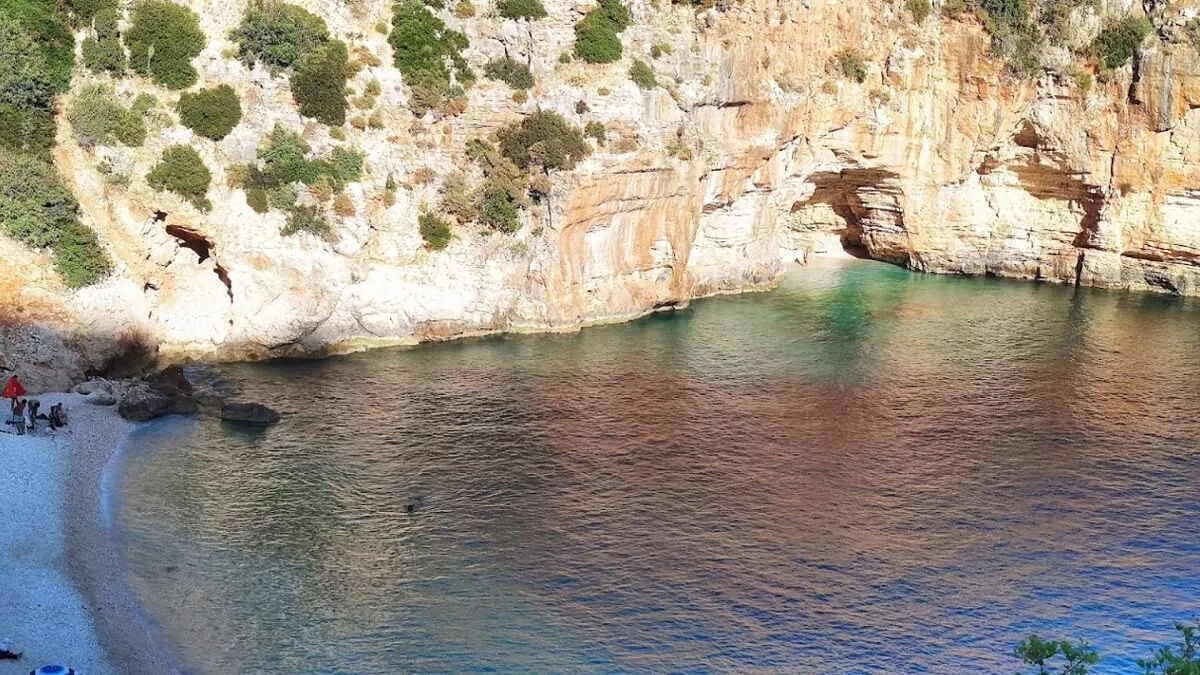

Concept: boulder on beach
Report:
left=0, top=638, right=20, bottom=659
left=117, top=369, right=199, bottom=422
left=85, top=391, right=117, bottom=406
left=72, top=379, right=113, bottom=396
left=220, top=402, right=281, bottom=425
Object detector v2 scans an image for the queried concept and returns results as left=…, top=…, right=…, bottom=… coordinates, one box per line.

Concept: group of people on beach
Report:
left=8, top=398, right=67, bottom=436
left=4, top=376, right=67, bottom=436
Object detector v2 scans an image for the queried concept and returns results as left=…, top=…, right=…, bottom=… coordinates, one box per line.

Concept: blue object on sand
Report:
left=30, top=666, right=75, bottom=675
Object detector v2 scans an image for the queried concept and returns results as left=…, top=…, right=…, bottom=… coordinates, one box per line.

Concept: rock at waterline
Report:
left=117, top=384, right=198, bottom=422
left=220, top=402, right=281, bottom=425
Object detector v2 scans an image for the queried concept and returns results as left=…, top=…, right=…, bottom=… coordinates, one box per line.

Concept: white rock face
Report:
left=6, top=0, right=1200, bottom=383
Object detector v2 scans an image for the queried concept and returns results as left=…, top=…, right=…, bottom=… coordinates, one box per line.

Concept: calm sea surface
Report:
left=115, top=259, right=1200, bottom=673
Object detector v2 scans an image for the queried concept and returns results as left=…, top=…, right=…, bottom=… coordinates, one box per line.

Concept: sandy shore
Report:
left=0, top=393, right=175, bottom=674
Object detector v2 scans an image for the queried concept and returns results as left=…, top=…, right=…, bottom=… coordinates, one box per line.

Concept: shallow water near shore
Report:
left=115, top=259, right=1200, bottom=673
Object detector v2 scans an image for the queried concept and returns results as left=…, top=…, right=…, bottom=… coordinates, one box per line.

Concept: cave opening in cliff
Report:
left=791, top=169, right=902, bottom=259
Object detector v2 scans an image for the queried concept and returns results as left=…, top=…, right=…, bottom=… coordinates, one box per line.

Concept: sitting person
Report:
left=49, top=403, right=67, bottom=429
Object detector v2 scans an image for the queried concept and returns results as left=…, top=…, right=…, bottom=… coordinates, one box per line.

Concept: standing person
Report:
left=11, top=398, right=26, bottom=436
left=26, top=399, right=39, bottom=435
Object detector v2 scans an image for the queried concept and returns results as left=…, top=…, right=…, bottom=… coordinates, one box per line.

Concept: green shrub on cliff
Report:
left=0, top=151, right=110, bottom=287
left=68, top=85, right=147, bottom=148
left=484, top=57, right=534, bottom=90
left=418, top=212, right=452, bottom=249
left=178, top=85, right=243, bottom=140
left=65, top=0, right=118, bottom=23
left=282, top=204, right=330, bottom=238
left=390, top=1, right=473, bottom=116
left=0, top=17, right=59, bottom=112
left=0, top=1, right=75, bottom=93
left=126, top=0, right=207, bottom=89
left=81, top=7, right=126, bottom=75
left=906, top=0, right=930, bottom=24
left=496, top=109, right=590, bottom=171
left=231, top=0, right=329, bottom=69
left=498, top=0, right=546, bottom=20
left=1094, top=16, right=1152, bottom=69
left=574, top=7, right=624, bottom=63
left=147, top=145, right=212, bottom=207
left=292, top=39, right=349, bottom=125
left=629, top=59, right=656, bottom=89
left=832, top=49, right=868, bottom=83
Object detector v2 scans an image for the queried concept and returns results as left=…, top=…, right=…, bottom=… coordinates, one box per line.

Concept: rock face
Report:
left=5, top=0, right=1200, bottom=379
left=219, top=403, right=281, bottom=425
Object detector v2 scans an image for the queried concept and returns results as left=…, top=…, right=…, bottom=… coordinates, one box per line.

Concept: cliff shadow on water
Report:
left=112, top=258, right=1200, bottom=674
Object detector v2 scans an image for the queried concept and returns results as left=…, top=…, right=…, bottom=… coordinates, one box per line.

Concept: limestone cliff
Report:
left=6, top=0, right=1200, bottom=388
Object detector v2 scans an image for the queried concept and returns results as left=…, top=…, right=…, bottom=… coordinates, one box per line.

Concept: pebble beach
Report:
left=0, top=393, right=173, bottom=675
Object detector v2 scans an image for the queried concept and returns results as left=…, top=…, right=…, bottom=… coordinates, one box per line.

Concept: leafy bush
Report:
left=0, top=151, right=80, bottom=247
left=511, top=89, right=527, bottom=103
left=115, top=108, right=146, bottom=146
left=178, top=85, right=243, bottom=140
left=268, top=183, right=297, bottom=208
left=465, top=138, right=527, bottom=232
left=245, top=187, right=269, bottom=212
left=0, top=151, right=110, bottom=287
left=496, top=109, right=590, bottom=171
left=126, top=0, right=207, bottom=89
left=0, top=18, right=58, bottom=112
left=147, top=145, right=212, bottom=205
left=390, top=1, right=473, bottom=115
left=484, top=57, right=534, bottom=90
left=498, top=0, right=546, bottom=20
left=68, top=85, right=125, bottom=147
left=130, top=92, right=157, bottom=114
left=81, top=35, right=126, bottom=74
left=53, top=220, right=111, bottom=288
left=629, top=59, right=656, bottom=89
left=330, top=146, right=363, bottom=182
left=0, top=104, right=55, bottom=155
left=282, top=204, right=329, bottom=238
left=0, top=3, right=75, bottom=93
left=292, top=39, right=348, bottom=125
left=833, top=48, right=868, bottom=83
left=584, top=120, right=606, bottom=144
left=66, top=0, right=118, bottom=22
left=574, top=9, right=623, bottom=63
left=1094, top=16, right=1152, bottom=69
left=454, top=0, right=474, bottom=17
left=418, top=212, right=451, bottom=249
left=81, top=7, right=126, bottom=75
left=231, top=0, right=329, bottom=69
left=480, top=186, right=520, bottom=232
left=905, top=0, right=930, bottom=24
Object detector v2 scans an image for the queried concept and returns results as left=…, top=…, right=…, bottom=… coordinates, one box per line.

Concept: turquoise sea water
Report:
left=115, top=259, right=1200, bottom=673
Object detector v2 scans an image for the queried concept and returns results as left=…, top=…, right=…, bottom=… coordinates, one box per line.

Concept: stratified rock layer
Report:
left=5, top=0, right=1200, bottom=385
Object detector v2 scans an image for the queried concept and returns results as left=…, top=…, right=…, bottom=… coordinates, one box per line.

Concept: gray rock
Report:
left=0, top=638, right=21, bottom=659
left=117, top=384, right=198, bottom=422
left=220, top=402, right=281, bottom=425
left=85, top=391, right=118, bottom=406
left=73, top=379, right=113, bottom=395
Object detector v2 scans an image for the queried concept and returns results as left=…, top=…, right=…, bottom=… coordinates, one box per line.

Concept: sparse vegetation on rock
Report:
left=418, top=212, right=452, bottom=249
left=484, top=57, right=534, bottom=90
left=231, top=0, right=329, bottom=69
left=390, top=1, right=473, bottom=116
left=629, top=59, right=656, bottom=89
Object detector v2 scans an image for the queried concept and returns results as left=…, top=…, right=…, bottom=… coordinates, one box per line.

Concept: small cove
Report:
left=115, top=259, right=1200, bottom=673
